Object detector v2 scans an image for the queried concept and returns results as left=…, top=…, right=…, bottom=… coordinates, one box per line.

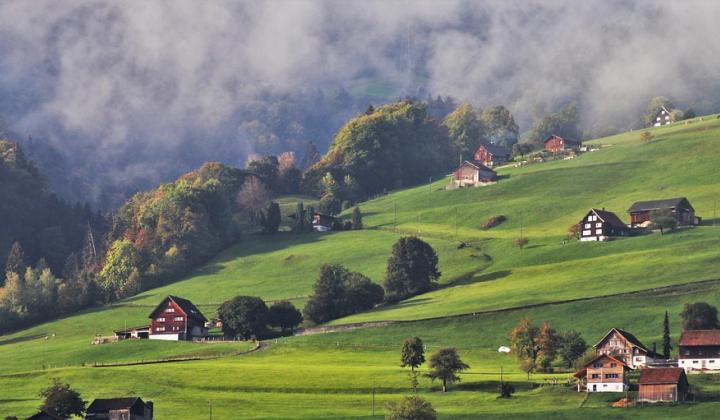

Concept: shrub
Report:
left=385, top=396, right=437, bottom=420
left=498, top=382, right=515, bottom=398
left=482, top=215, right=506, bottom=230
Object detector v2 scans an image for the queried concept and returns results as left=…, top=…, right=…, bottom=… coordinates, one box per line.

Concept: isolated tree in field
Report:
left=498, top=382, right=515, bottom=398
left=260, top=202, right=281, bottom=233
left=513, top=237, right=529, bottom=249
left=268, top=301, right=303, bottom=334
left=650, top=208, right=677, bottom=234
left=558, top=330, right=587, bottom=368
left=640, top=131, right=654, bottom=143
left=4, top=241, right=27, bottom=277
left=385, top=395, right=437, bottom=420
left=663, top=310, right=672, bottom=359
left=352, top=206, right=363, bottom=230
left=426, top=348, right=469, bottom=392
left=680, top=302, right=720, bottom=330
left=217, top=295, right=269, bottom=339
left=401, top=337, right=426, bottom=392
left=384, top=237, right=440, bottom=302
left=39, top=378, right=86, bottom=419
left=237, top=177, right=271, bottom=222
left=536, top=321, right=560, bottom=372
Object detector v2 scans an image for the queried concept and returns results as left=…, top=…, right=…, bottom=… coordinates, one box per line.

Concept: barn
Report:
left=148, top=295, right=208, bottom=341
left=627, top=197, right=697, bottom=228
left=449, top=160, right=498, bottom=188
left=638, top=368, right=690, bottom=403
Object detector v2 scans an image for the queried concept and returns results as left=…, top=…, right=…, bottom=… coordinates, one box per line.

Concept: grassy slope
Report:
left=2, top=117, right=720, bottom=418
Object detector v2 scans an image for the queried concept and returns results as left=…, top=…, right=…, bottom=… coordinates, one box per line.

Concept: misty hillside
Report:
left=2, top=1, right=720, bottom=208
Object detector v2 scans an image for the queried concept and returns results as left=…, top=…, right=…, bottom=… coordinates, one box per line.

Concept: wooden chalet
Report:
left=652, top=106, right=672, bottom=127
left=474, top=143, right=511, bottom=167
left=594, top=328, right=659, bottom=368
left=578, top=208, right=630, bottom=241
left=627, top=197, right=697, bottom=228
left=638, top=368, right=690, bottom=403
left=312, top=212, right=338, bottom=232
left=449, top=160, right=498, bottom=188
left=86, top=397, right=154, bottom=420
left=544, top=135, right=581, bottom=153
left=574, top=354, right=629, bottom=392
left=149, top=295, right=208, bottom=341
left=678, top=330, right=720, bottom=372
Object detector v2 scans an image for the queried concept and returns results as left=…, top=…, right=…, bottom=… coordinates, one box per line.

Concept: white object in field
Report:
left=498, top=346, right=511, bottom=353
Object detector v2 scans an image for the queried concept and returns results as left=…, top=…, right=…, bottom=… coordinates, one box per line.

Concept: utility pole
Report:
left=372, top=382, right=375, bottom=416
left=394, top=202, right=397, bottom=232
left=455, top=206, right=458, bottom=239
left=209, top=402, right=213, bottom=420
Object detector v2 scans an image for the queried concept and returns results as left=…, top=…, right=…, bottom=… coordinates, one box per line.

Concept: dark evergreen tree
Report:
left=384, top=237, right=440, bottom=302
left=663, top=310, right=672, bottom=359
left=260, top=202, right=282, bottom=233
left=293, top=202, right=305, bottom=233
left=4, top=241, right=27, bottom=284
left=351, top=206, right=363, bottom=230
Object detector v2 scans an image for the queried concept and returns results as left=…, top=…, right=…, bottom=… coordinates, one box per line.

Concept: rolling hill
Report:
left=1, top=116, right=720, bottom=418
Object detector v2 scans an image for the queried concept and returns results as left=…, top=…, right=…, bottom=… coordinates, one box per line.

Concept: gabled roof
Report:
left=87, top=397, right=148, bottom=413
left=26, top=410, right=64, bottom=420
left=655, top=105, right=672, bottom=117
left=478, top=143, right=510, bottom=156
left=627, top=197, right=694, bottom=213
left=544, top=134, right=581, bottom=146
left=594, top=328, right=650, bottom=353
left=459, top=160, right=496, bottom=173
left=679, top=330, right=720, bottom=346
left=588, top=209, right=628, bottom=229
left=149, top=295, right=207, bottom=323
left=638, top=367, right=686, bottom=385
left=575, top=354, right=628, bottom=377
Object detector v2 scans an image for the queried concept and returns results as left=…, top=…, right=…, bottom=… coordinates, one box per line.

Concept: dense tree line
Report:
left=509, top=318, right=587, bottom=376
left=217, top=295, right=302, bottom=339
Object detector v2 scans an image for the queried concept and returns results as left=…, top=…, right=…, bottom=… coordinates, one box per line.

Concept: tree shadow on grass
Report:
left=446, top=270, right=512, bottom=288
left=0, top=333, right=48, bottom=346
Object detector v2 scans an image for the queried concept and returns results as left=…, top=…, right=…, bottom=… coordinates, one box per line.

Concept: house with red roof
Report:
left=544, top=135, right=581, bottom=153
left=574, top=354, right=629, bottom=392
left=638, top=368, right=690, bottom=402
left=678, top=330, right=720, bottom=372
left=594, top=328, right=660, bottom=368
left=449, top=160, right=498, bottom=188
left=148, top=295, right=208, bottom=341
left=473, top=143, right=511, bottom=167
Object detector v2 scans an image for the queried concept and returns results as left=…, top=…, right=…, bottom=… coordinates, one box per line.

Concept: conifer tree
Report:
left=663, top=310, right=672, bottom=359
left=4, top=241, right=27, bottom=287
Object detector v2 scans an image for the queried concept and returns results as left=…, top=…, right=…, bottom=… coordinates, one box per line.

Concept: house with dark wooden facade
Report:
left=627, top=197, right=697, bottom=228
left=678, top=330, right=720, bottom=372
left=544, top=135, right=581, bottom=153
left=594, top=328, right=659, bottom=368
left=449, top=160, right=498, bottom=188
left=86, top=397, right=154, bottom=420
left=474, top=143, right=511, bottom=167
left=27, top=410, right=64, bottom=420
left=578, top=208, right=630, bottom=241
left=638, top=368, right=690, bottom=403
left=652, top=106, right=673, bottom=127
left=574, top=354, right=629, bottom=392
left=149, top=295, right=208, bottom=341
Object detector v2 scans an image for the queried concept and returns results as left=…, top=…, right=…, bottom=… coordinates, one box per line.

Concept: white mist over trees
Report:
left=1, top=1, right=719, bottom=207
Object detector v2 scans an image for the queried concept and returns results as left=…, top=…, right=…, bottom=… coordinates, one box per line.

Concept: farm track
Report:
left=299, top=277, right=720, bottom=335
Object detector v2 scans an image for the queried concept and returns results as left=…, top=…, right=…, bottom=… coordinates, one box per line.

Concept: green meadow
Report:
left=2, top=117, right=720, bottom=418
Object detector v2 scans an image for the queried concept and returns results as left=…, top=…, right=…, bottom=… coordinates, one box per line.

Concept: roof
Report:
left=26, top=411, right=64, bottom=420
left=589, top=209, right=628, bottom=229
left=87, top=397, right=147, bottom=413
left=478, top=143, right=510, bottom=156
left=638, top=367, right=686, bottom=385
left=627, top=197, right=694, bottom=213
left=149, top=296, right=207, bottom=323
left=576, top=354, right=628, bottom=376
left=544, top=134, right=581, bottom=146
left=113, top=325, right=150, bottom=334
left=460, top=160, right=496, bottom=173
left=679, top=330, right=720, bottom=346
left=594, top=328, right=650, bottom=353
left=655, top=105, right=672, bottom=116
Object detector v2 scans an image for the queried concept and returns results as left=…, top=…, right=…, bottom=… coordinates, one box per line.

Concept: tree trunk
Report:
left=442, top=378, right=447, bottom=392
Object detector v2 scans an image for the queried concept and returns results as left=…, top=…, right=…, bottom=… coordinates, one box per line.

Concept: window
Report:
left=610, top=363, right=617, bottom=368
left=591, top=374, right=599, bottom=379
left=156, top=326, right=165, bottom=332
left=165, top=308, right=175, bottom=313
left=710, top=360, right=715, bottom=363
left=174, top=316, right=184, bottom=321
left=584, top=223, right=591, bottom=229
left=604, top=373, right=619, bottom=379
left=593, top=362, right=603, bottom=368
left=595, top=223, right=602, bottom=228
left=583, top=230, right=591, bottom=236
left=595, top=229, right=602, bottom=235
left=693, top=360, right=699, bottom=364
left=156, top=317, right=165, bottom=322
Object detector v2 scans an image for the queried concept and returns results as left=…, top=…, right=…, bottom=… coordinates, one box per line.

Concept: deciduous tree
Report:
left=680, top=302, right=720, bottom=330
left=384, top=237, right=440, bottom=302
left=650, top=208, right=677, bottom=234
left=268, top=301, right=303, bottom=334
left=558, top=330, right=587, bottom=368
left=426, top=348, right=469, bottom=392
left=218, top=295, right=269, bottom=339
left=401, top=337, right=425, bottom=392
left=39, top=378, right=86, bottom=419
